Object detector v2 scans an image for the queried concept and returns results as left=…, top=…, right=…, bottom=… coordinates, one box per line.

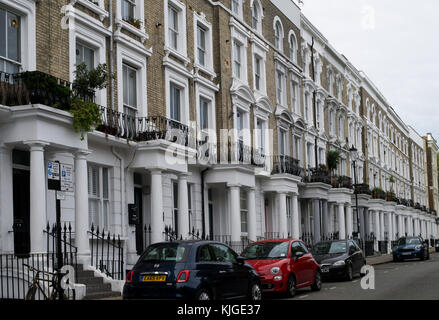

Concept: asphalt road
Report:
left=277, top=252, right=439, bottom=300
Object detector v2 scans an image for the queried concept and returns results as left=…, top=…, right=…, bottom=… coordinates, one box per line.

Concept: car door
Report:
left=348, top=241, right=360, bottom=273
left=195, top=245, right=222, bottom=296
left=290, top=241, right=308, bottom=285
left=210, top=244, right=239, bottom=299
left=299, top=242, right=315, bottom=283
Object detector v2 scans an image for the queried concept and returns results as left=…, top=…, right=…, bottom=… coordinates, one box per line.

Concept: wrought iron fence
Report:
left=88, top=225, right=124, bottom=280
left=354, top=184, right=371, bottom=195
left=301, top=232, right=314, bottom=248
left=44, top=222, right=78, bottom=270
left=378, top=241, right=389, bottom=254
left=331, top=176, right=353, bottom=189
left=304, top=168, right=331, bottom=185
left=321, top=233, right=340, bottom=242
left=271, top=155, right=304, bottom=177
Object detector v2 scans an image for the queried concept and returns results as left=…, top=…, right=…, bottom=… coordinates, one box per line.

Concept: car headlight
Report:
left=333, top=260, right=346, bottom=266
left=274, top=276, right=283, bottom=281
left=415, top=245, right=422, bottom=250
left=270, top=267, right=280, bottom=275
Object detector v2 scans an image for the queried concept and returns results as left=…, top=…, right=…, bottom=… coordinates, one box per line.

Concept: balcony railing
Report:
left=271, top=155, right=304, bottom=177
left=0, top=71, right=94, bottom=110
left=227, top=140, right=266, bottom=168
left=331, top=176, right=353, bottom=189
left=304, top=168, right=331, bottom=185
left=354, top=183, right=371, bottom=195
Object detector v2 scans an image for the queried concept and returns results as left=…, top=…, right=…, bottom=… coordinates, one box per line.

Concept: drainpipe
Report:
left=201, top=168, right=209, bottom=238
left=109, top=0, right=115, bottom=111
left=112, top=147, right=126, bottom=238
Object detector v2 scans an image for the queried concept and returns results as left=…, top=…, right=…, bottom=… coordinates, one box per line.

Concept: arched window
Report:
left=251, top=0, right=262, bottom=31
left=289, top=31, right=297, bottom=62
left=273, top=18, right=284, bottom=51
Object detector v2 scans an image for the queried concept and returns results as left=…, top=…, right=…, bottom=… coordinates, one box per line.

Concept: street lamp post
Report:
left=350, top=146, right=362, bottom=248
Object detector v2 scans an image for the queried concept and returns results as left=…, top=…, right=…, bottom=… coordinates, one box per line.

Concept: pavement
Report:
left=280, top=252, right=439, bottom=300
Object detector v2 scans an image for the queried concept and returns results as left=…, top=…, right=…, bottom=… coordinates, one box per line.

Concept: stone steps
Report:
left=75, top=265, right=121, bottom=300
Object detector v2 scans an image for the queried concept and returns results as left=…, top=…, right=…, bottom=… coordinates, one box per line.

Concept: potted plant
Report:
left=125, top=18, right=142, bottom=29
left=327, top=150, right=341, bottom=178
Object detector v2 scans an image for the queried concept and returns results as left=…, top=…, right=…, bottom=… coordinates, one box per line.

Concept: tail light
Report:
left=126, top=270, right=134, bottom=283
left=176, top=270, right=190, bottom=283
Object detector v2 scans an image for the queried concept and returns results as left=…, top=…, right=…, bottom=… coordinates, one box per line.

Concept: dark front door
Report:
left=134, top=187, right=144, bottom=255
left=13, top=168, right=30, bottom=256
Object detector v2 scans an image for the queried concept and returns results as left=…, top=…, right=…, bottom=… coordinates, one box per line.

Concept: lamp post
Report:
left=350, top=146, right=361, bottom=245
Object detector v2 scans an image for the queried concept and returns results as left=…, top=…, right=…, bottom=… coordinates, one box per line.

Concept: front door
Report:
left=13, top=168, right=30, bottom=256
left=134, top=187, right=144, bottom=255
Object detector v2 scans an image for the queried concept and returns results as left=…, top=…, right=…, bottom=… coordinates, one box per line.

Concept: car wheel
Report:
left=195, top=289, right=212, bottom=301
left=311, top=270, right=322, bottom=291
left=393, top=255, right=399, bottom=262
left=346, top=264, right=353, bottom=281
left=249, top=282, right=262, bottom=301
left=286, top=275, right=296, bottom=298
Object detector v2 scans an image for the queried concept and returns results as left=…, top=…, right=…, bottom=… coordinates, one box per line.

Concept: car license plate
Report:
left=141, top=275, right=167, bottom=282
left=322, top=268, right=329, bottom=273
left=402, top=252, right=412, bottom=256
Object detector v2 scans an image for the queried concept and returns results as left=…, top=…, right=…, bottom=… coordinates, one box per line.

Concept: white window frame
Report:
left=0, top=0, right=36, bottom=72
left=288, top=30, right=298, bottom=63
left=165, top=69, right=190, bottom=125
left=122, top=62, right=138, bottom=116
left=250, top=0, right=263, bottom=33
left=273, top=17, right=284, bottom=52
left=193, top=12, right=213, bottom=73
left=251, top=37, right=268, bottom=95
left=164, top=0, right=187, bottom=58
left=88, top=165, right=110, bottom=229
left=231, top=0, right=243, bottom=18
left=275, top=64, right=287, bottom=107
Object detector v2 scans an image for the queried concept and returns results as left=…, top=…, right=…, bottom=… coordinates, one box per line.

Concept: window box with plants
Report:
left=371, top=187, right=386, bottom=200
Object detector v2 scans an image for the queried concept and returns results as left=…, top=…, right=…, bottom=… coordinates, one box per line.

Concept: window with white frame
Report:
left=274, top=21, right=283, bottom=51
left=240, top=190, right=248, bottom=234
left=233, top=40, right=243, bottom=79
left=0, top=8, right=20, bottom=73
left=121, top=0, right=135, bottom=21
left=170, top=84, right=181, bottom=122
left=291, top=77, right=299, bottom=114
left=188, top=184, right=193, bottom=232
left=194, top=11, right=213, bottom=71
left=199, top=97, right=209, bottom=130
left=76, top=42, right=95, bottom=70
left=168, top=5, right=179, bottom=50
left=232, top=0, right=242, bottom=17
left=256, top=118, right=265, bottom=155
left=236, top=109, right=245, bottom=143
left=338, top=115, right=344, bottom=140
left=172, top=181, right=179, bottom=233
left=122, top=63, right=137, bottom=117
left=289, top=33, right=297, bottom=62
left=251, top=0, right=262, bottom=32
left=196, top=25, right=206, bottom=66
left=304, top=92, right=310, bottom=122
left=329, top=109, right=335, bottom=136
left=279, top=129, right=287, bottom=156
left=254, top=55, right=262, bottom=91
left=88, top=165, right=110, bottom=229
left=276, top=67, right=286, bottom=106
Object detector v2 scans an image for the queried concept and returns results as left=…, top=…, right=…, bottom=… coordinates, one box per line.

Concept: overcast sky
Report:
left=301, top=0, right=439, bottom=140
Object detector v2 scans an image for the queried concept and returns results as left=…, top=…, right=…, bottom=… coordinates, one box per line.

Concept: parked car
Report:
left=123, top=240, right=262, bottom=300
left=311, top=240, right=366, bottom=281
left=392, top=237, right=430, bottom=262
left=241, top=239, right=322, bottom=298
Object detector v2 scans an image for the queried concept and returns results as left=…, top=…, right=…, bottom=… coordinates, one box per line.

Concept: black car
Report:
left=311, top=240, right=366, bottom=281
left=123, top=240, right=262, bottom=300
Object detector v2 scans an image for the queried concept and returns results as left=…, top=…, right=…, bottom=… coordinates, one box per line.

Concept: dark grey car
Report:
left=311, top=240, right=366, bottom=281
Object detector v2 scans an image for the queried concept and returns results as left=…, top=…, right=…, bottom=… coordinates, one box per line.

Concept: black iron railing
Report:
left=354, top=184, right=371, bottom=195
left=88, top=225, right=124, bottom=280
left=304, top=168, right=331, bottom=185
left=137, top=116, right=190, bottom=147
left=331, top=176, right=353, bottom=189
left=271, top=155, right=304, bottom=177
left=44, top=223, right=78, bottom=272
left=225, top=140, right=266, bottom=168
left=301, top=232, right=314, bottom=248
left=378, top=240, right=388, bottom=254
left=0, top=71, right=94, bottom=110
left=321, top=233, right=340, bottom=242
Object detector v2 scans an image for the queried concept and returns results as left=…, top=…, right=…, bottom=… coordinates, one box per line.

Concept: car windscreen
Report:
left=140, top=243, right=190, bottom=263
left=241, top=242, right=289, bottom=260
left=398, top=238, right=421, bottom=246
left=312, top=241, right=347, bottom=255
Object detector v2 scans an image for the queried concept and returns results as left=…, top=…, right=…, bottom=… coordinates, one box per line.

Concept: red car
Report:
left=241, top=239, right=322, bottom=297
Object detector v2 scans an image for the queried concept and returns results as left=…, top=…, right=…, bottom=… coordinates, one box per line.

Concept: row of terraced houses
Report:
left=0, top=0, right=438, bottom=299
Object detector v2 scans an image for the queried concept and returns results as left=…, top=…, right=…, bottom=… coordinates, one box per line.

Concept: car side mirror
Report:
left=237, top=256, right=245, bottom=265
left=295, top=251, right=305, bottom=259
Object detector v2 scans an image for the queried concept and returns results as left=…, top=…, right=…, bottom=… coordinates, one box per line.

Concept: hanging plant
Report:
left=70, top=98, right=102, bottom=140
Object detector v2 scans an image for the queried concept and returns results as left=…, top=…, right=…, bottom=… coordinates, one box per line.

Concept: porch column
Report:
left=398, top=214, right=403, bottom=238
left=346, top=205, right=353, bottom=239
left=229, top=184, right=241, bottom=242
left=313, top=199, right=321, bottom=243
left=338, top=204, right=346, bottom=240
left=150, top=169, right=164, bottom=244
left=359, top=207, right=366, bottom=239
left=387, top=212, right=393, bottom=241
left=322, top=200, right=329, bottom=237
left=177, top=174, right=189, bottom=239
left=74, top=150, right=92, bottom=261
left=26, top=141, right=48, bottom=253
left=278, top=192, right=288, bottom=239
left=379, top=211, right=385, bottom=240
left=291, top=194, right=300, bottom=239
left=247, top=188, right=257, bottom=242
left=0, top=145, right=13, bottom=253
left=374, top=210, right=380, bottom=241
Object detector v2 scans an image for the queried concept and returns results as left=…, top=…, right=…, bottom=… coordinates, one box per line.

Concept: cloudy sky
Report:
left=301, top=0, right=439, bottom=139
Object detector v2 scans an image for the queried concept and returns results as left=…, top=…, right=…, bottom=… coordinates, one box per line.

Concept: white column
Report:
left=177, top=174, right=189, bottom=239
left=387, top=212, right=393, bottom=241
left=74, top=150, right=92, bottom=261
left=292, top=194, right=300, bottom=239
left=338, top=204, right=346, bottom=240
left=313, top=199, right=321, bottom=242
left=229, top=184, right=241, bottom=242
left=322, top=200, right=329, bottom=237
left=278, top=192, right=288, bottom=239
left=150, top=169, right=164, bottom=244
left=0, top=145, right=14, bottom=253
left=398, top=214, right=403, bottom=238
left=379, top=211, right=385, bottom=240
left=374, top=210, right=380, bottom=240
left=26, top=142, right=48, bottom=253
left=346, top=205, right=353, bottom=239
left=247, top=188, right=257, bottom=242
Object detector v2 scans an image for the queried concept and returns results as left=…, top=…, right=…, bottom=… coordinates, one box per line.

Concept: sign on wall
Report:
left=60, top=163, right=74, bottom=192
